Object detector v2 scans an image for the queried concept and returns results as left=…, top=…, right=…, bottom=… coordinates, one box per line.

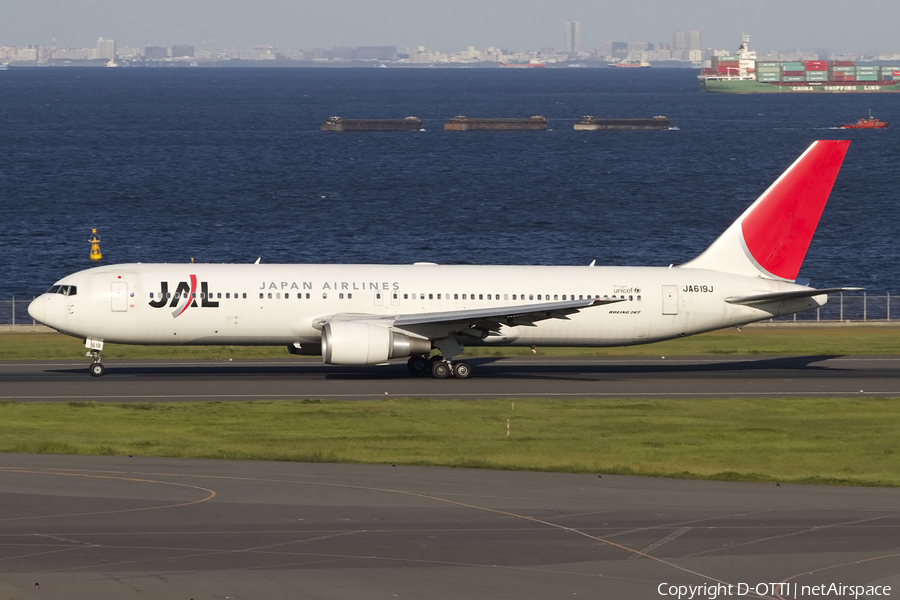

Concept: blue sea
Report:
left=1, top=67, right=898, bottom=302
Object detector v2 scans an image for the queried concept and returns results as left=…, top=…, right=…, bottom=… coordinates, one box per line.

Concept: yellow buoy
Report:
left=89, top=229, right=102, bottom=261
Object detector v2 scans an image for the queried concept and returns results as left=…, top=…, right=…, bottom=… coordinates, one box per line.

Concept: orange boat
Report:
left=841, top=111, right=889, bottom=129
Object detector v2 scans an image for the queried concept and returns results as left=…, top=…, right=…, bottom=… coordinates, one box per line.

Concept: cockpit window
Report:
left=46, top=285, right=75, bottom=296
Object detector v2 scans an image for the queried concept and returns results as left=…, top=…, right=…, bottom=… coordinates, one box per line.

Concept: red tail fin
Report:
left=682, top=140, right=850, bottom=281
left=741, top=140, right=850, bottom=280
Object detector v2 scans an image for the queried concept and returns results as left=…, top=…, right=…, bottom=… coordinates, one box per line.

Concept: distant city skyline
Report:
left=2, top=0, right=899, bottom=55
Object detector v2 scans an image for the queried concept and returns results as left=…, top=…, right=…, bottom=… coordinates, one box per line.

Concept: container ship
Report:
left=699, top=35, right=900, bottom=93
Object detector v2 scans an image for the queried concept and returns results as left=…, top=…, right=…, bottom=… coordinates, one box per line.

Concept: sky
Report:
left=3, top=0, right=898, bottom=55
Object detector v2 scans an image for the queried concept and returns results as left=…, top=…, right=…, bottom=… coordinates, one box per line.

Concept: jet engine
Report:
left=322, top=322, right=432, bottom=365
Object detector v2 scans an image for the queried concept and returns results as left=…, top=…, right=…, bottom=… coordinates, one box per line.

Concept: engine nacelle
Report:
left=322, top=322, right=432, bottom=365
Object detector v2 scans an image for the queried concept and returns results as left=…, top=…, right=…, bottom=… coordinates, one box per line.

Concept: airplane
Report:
left=28, top=140, right=858, bottom=379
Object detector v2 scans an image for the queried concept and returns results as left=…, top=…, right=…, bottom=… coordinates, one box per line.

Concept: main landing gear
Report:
left=407, top=355, right=472, bottom=379
left=87, top=350, right=106, bottom=377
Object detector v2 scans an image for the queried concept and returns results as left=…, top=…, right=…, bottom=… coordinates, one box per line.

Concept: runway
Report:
left=1, top=355, right=900, bottom=401
left=1, top=454, right=898, bottom=600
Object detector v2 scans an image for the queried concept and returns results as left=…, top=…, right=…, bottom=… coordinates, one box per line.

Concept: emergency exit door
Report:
left=111, top=282, right=128, bottom=312
left=662, top=285, right=678, bottom=315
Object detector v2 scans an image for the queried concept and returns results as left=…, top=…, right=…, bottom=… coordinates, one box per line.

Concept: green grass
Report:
left=1, top=397, right=899, bottom=486
left=3, top=325, right=900, bottom=360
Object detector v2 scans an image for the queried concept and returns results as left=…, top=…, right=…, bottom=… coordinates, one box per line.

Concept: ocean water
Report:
left=1, top=67, right=898, bottom=301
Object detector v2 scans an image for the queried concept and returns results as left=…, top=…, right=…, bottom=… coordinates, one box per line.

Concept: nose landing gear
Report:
left=87, top=349, right=105, bottom=377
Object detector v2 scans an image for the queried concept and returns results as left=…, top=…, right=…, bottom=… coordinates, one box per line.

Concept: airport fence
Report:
left=0, top=293, right=897, bottom=326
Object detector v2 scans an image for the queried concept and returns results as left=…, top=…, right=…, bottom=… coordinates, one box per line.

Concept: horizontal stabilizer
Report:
left=726, top=287, right=863, bottom=306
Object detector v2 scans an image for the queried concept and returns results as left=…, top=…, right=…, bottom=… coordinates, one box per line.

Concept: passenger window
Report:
left=259, top=293, right=264, bottom=299
left=276, top=293, right=281, bottom=299
left=462, top=294, right=467, bottom=300
left=504, top=294, right=508, bottom=300
left=512, top=294, right=516, bottom=300
left=429, top=294, right=433, bottom=299
left=217, top=293, right=221, bottom=299
left=339, top=293, right=344, bottom=299
left=268, top=293, right=272, bottom=299
left=167, top=293, right=172, bottom=299
left=297, top=293, right=301, bottom=299
left=404, top=293, right=408, bottom=299
left=554, top=295, right=558, bottom=301
left=226, top=293, right=230, bottom=299
left=149, top=292, right=154, bottom=299
left=393, top=293, right=397, bottom=299
left=562, top=295, right=566, bottom=300
left=242, top=293, right=247, bottom=299
left=437, top=294, right=441, bottom=299
left=376, top=293, right=381, bottom=299
left=529, top=294, right=533, bottom=300
left=348, top=293, right=352, bottom=299
left=323, top=293, right=327, bottom=299
left=637, top=295, right=641, bottom=301
left=454, top=293, right=458, bottom=300
left=479, top=294, right=483, bottom=300
left=629, top=295, right=633, bottom=301
left=537, top=295, right=541, bottom=300
left=487, top=294, right=491, bottom=300
left=191, top=293, right=196, bottom=299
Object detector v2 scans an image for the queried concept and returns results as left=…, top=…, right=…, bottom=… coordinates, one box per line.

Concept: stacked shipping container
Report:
left=705, top=56, right=899, bottom=86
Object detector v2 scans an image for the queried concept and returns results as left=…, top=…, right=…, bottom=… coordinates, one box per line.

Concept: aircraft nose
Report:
left=27, top=296, right=45, bottom=324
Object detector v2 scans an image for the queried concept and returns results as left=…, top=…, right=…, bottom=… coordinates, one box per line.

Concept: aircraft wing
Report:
left=315, top=297, right=625, bottom=337
left=725, top=287, right=863, bottom=306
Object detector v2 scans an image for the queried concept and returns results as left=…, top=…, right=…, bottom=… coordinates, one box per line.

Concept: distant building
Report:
left=96, top=37, right=116, bottom=61
left=688, top=30, right=702, bottom=51
left=171, top=45, right=195, bottom=59
left=563, top=20, right=580, bottom=55
left=673, top=30, right=701, bottom=61
left=595, top=41, right=613, bottom=59
left=353, top=46, right=396, bottom=60
left=144, top=46, right=168, bottom=60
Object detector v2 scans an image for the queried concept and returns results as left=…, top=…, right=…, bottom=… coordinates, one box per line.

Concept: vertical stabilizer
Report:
left=681, top=140, right=850, bottom=281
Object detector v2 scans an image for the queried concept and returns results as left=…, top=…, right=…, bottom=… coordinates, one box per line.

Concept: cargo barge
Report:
left=699, top=35, right=900, bottom=93
left=321, top=116, right=423, bottom=131
left=574, top=115, right=671, bottom=130
left=444, top=116, right=548, bottom=131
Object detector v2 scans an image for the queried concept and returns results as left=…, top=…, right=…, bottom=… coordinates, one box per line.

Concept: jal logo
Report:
left=148, top=275, right=219, bottom=318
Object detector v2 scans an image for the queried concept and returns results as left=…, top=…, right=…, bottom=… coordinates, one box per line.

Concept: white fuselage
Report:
left=29, top=262, right=825, bottom=350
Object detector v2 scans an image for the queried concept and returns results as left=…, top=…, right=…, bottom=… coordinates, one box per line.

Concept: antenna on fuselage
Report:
left=254, top=257, right=261, bottom=264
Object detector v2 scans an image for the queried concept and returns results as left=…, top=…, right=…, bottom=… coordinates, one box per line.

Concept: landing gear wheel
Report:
left=89, top=362, right=106, bottom=377
left=452, top=361, right=472, bottom=379
left=407, top=355, right=428, bottom=374
left=431, top=360, right=451, bottom=379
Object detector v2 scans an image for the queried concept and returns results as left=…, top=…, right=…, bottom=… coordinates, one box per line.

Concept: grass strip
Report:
left=2, top=326, right=900, bottom=360
left=1, top=397, right=898, bottom=486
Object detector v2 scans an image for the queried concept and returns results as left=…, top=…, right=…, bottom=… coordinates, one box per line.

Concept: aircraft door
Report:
left=662, top=285, right=678, bottom=315
left=111, top=282, right=128, bottom=312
